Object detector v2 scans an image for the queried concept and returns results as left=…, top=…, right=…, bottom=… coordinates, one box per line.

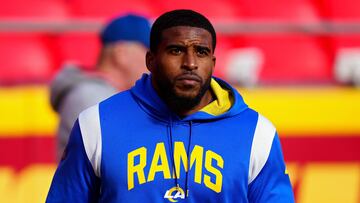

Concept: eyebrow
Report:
left=165, top=44, right=186, bottom=50
left=165, top=44, right=212, bottom=52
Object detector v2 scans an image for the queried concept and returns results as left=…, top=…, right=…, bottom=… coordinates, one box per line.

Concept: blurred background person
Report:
left=49, top=14, right=151, bottom=160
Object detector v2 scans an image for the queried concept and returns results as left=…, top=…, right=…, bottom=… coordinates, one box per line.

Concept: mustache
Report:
left=175, top=72, right=202, bottom=82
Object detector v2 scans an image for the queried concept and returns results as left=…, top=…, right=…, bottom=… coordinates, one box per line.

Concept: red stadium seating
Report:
left=225, top=34, right=333, bottom=84
left=0, top=0, right=69, bottom=19
left=151, top=0, right=241, bottom=22
left=68, top=0, right=155, bottom=19
left=330, top=35, right=360, bottom=69
left=213, top=36, right=235, bottom=79
left=331, top=35, right=360, bottom=84
left=0, top=34, right=54, bottom=83
left=51, top=33, right=100, bottom=69
left=332, top=35, right=360, bottom=49
left=235, top=0, right=322, bottom=23
left=322, top=0, right=360, bottom=21
left=67, top=0, right=242, bottom=21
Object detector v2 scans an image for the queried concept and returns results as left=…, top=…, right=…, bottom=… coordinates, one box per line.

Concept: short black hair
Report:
left=150, top=9, right=216, bottom=53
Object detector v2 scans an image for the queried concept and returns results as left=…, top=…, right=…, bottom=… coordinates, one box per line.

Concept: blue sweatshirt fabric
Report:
left=46, top=74, right=295, bottom=203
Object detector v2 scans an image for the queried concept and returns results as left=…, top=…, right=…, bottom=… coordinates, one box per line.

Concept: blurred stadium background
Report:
left=0, top=0, right=359, bottom=202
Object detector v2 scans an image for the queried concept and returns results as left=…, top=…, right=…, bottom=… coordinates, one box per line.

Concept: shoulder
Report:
left=78, top=104, right=102, bottom=177
left=248, top=113, right=277, bottom=184
left=100, top=90, right=138, bottom=113
left=254, top=113, right=276, bottom=138
left=238, top=107, right=275, bottom=133
left=76, top=90, right=138, bottom=177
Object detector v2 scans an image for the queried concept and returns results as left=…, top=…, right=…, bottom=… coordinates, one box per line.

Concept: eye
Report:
left=196, top=47, right=210, bottom=57
left=169, top=48, right=182, bottom=55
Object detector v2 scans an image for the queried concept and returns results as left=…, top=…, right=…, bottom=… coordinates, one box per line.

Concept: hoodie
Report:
left=47, top=73, right=294, bottom=203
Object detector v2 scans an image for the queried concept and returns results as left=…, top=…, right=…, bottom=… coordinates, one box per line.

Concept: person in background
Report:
left=50, top=14, right=151, bottom=160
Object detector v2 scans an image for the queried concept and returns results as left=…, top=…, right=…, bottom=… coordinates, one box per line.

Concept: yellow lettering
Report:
left=173, top=143, right=204, bottom=184
left=174, top=142, right=188, bottom=179
left=190, top=145, right=204, bottom=184
left=127, top=147, right=147, bottom=190
left=147, top=143, right=171, bottom=182
left=204, top=150, right=224, bottom=193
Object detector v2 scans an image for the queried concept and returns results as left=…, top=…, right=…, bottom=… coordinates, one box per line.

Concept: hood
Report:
left=130, top=73, right=248, bottom=123
left=50, top=64, right=98, bottom=112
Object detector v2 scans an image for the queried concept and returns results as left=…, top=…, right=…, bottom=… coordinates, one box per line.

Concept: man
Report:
left=47, top=10, right=295, bottom=202
left=50, top=14, right=150, bottom=159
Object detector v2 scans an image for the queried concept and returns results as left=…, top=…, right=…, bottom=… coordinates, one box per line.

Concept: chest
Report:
left=99, top=120, right=255, bottom=202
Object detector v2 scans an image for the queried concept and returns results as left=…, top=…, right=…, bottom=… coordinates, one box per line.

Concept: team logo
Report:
left=164, top=186, right=185, bottom=202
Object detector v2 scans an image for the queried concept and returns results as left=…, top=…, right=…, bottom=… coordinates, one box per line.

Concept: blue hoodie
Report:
left=46, top=74, right=294, bottom=203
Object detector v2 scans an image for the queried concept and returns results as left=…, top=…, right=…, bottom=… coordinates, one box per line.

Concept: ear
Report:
left=212, top=55, right=216, bottom=71
left=146, top=51, right=155, bottom=72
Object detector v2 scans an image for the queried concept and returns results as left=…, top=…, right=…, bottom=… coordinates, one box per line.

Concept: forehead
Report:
left=160, top=26, right=213, bottom=48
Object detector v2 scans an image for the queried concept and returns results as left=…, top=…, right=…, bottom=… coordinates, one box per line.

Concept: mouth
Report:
left=175, top=74, right=201, bottom=87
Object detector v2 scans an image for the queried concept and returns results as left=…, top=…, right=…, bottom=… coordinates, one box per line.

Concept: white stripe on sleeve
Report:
left=79, top=104, right=102, bottom=177
left=248, top=113, right=276, bottom=184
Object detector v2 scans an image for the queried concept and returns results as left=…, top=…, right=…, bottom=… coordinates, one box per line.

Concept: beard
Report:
left=154, top=72, right=212, bottom=111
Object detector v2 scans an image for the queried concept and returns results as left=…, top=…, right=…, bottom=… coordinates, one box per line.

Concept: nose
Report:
left=182, top=52, right=198, bottom=71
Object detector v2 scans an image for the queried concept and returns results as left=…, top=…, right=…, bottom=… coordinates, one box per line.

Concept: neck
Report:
left=174, top=90, right=214, bottom=116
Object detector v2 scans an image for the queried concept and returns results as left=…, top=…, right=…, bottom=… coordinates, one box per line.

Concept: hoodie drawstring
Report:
left=168, top=122, right=179, bottom=188
left=167, top=121, right=193, bottom=198
left=185, top=121, right=193, bottom=197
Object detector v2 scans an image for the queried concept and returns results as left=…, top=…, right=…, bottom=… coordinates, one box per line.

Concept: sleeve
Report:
left=248, top=133, right=295, bottom=203
left=46, top=120, right=101, bottom=203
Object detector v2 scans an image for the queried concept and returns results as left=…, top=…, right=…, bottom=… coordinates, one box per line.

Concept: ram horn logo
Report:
left=164, top=186, right=185, bottom=202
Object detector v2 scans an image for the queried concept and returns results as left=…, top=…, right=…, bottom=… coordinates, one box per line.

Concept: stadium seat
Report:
left=52, top=33, right=100, bottom=69
left=213, top=36, right=235, bottom=79
left=0, top=0, right=69, bottom=19
left=152, top=0, right=241, bottom=22
left=236, top=0, right=321, bottom=23
left=0, top=34, right=54, bottom=84
left=225, top=34, right=333, bottom=84
left=322, top=0, right=360, bottom=21
left=332, top=35, right=360, bottom=85
left=332, top=35, right=360, bottom=49
left=68, top=0, right=241, bottom=20
left=68, top=0, right=155, bottom=18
